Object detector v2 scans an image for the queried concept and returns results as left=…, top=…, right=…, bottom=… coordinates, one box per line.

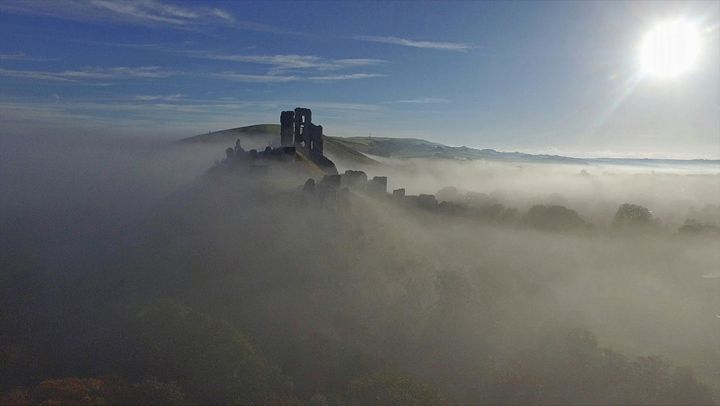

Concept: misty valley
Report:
left=1, top=2, right=719, bottom=403
left=1, top=120, right=718, bottom=404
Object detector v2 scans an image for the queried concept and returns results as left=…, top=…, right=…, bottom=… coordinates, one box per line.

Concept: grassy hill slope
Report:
left=181, top=124, right=378, bottom=166
left=181, top=126, right=719, bottom=168
left=181, top=124, right=281, bottom=144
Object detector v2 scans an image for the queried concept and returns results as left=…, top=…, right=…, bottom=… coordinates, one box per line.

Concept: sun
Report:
left=639, top=19, right=701, bottom=79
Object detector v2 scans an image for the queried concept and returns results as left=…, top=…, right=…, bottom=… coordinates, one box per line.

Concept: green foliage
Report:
left=678, top=218, right=720, bottom=235
left=523, top=204, right=589, bottom=232
left=120, top=378, right=192, bottom=406
left=0, top=389, right=31, bottom=406
left=253, top=393, right=308, bottom=406
left=484, top=328, right=714, bottom=405
left=32, top=377, right=110, bottom=406
left=122, top=299, right=282, bottom=405
left=0, top=343, right=39, bottom=393
left=279, top=332, right=377, bottom=400
left=349, top=370, right=445, bottom=406
left=614, top=203, right=655, bottom=227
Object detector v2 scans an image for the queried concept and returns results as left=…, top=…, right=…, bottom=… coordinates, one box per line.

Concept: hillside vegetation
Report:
left=181, top=124, right=378, bottom=167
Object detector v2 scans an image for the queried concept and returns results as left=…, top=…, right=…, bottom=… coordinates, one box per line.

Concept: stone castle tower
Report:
left=280, top=107, right=323, bottom=155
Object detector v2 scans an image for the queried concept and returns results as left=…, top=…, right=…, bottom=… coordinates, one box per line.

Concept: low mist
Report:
left=1, top=133, right=719, bottom=404
left=355, top=155, right=720, bottom=229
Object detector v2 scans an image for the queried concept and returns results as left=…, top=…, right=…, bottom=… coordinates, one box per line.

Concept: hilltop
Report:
left=180, top=126, right=583, bottom=165
left=181, top=125, right=720, bottom=168
left=182, top=124, right=378, bottom=167
left=181, top=124, right=282, bottom=144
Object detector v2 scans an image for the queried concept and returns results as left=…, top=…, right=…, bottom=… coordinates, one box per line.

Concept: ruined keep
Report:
left=280, top=111, right=294, bottom=147
left=282, top=108, right=324, bottom=155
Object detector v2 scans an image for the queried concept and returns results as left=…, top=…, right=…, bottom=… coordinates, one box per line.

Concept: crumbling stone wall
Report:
left=293, top=107, right=312, bottom=147
left=367, top=176, right=388, bottom=195
left=282, top=108, right=324, bottom=155
left=280, top=111, right=294, bottom=147
left=342, top=170, right=368, bottom=190
left=309, top=124, right=323, bottom=155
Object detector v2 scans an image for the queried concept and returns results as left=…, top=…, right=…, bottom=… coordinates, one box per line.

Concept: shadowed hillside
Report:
left=181, top=124, right=280, bottom=144
left=181, top=124, right=378, bottom=167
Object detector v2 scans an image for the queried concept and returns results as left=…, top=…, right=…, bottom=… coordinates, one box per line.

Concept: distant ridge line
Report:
left=180, top=125, right=720, bottom=166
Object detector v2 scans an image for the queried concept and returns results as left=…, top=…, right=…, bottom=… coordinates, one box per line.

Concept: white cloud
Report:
left=394, top=97, right=450, bottom=104
left=354, top=35, right=472, bottom=52
left=210, top=8, right=234, bottom=23
left=210, top=73, right=299, bottom=83
left=299, top=101, right=381, bottom=112
left=1, top=65, right=382, bottom=84
left=185, top=52, right=387, bottom=73
left=0, top=52, right=56, bottom=61
left=190, top=52, right=388, bottom=83
left=0, top=66, right=175, bottom=82
left=0, top=97, right=382, bottom=137
left=89, top=0, right=192, bottom=25
left=0, top=68, right=73, bottom=82
left=309, top=73, right=386, bottom=81
left=211, top=71, right=385, bottom=83
left=135, top=94, right=185, bottom=101
left=0, top=0, right=236, bottom=27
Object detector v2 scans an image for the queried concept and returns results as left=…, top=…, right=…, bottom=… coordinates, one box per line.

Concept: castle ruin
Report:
left=216, top=107, right=463, bottom=213
left=282, top=107, right=324, bottom=155
left=220, top=107, right=336, bottom=176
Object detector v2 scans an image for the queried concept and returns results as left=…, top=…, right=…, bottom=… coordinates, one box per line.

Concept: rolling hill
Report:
left=180, top=125, right=720, bottom=168
left=180, top=124, right=280, bottom=145
left=181, top=124, right=378, bottom=166
left=334, top=136, right=588, bottom=164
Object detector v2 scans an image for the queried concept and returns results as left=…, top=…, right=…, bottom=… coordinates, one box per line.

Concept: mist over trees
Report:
left=1, top=134, right=718, bottom=404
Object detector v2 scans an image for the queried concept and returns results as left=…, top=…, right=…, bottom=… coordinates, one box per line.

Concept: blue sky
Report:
left=0, top=0, right=718, bottom=158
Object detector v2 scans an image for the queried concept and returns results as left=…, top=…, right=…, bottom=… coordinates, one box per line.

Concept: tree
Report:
left=613, top=203, right=654, bottom=227
left=0, top=389, right=31, bottom=406
left=121, top=299, right=284, bottom=404
left=32, top=377, right=110, bottom=406
left=484, top=328, right=714, bottom=405
left=523, top=204, right=589, bottom=232
left=349, top=370, right=445, bottom=405
left=120, top=378, right=192, bottom=406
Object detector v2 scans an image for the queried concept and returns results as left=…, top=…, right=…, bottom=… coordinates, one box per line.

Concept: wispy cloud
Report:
left=185, top=52, right=387, bottom=73
left=309, top=73, right=386, bottom=81
left=0, top=68, right=73, bottom=82
left=209, top=8, right=234, bottom=23
left=211, top=71, right=384, bottom=83
left=0, top=96, right=382, bottom=136
left=0, top=52, right=56, bottom=61
left=210, top=73, right=299, bottom=83
left=0, top=0, right=239, bottom=28
left=354, top=35, right=472, bottom=52
left=191, top=52, right=388, bottom=83
left=394, top=97, right=450, bottom=104
left=1, top=65, right=381, bottom=84
left=135, top=94, right=185, bottom=101
left=0, top=66, right=175, bottom=82
left=89, top=0, right=234, bottom=25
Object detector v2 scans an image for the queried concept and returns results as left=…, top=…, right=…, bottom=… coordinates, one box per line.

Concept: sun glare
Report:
left=639, top=19, right=701, bottom=79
